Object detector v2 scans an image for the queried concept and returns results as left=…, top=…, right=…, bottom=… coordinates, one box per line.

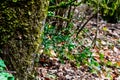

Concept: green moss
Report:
left=0, top=0, right=49, bottom=79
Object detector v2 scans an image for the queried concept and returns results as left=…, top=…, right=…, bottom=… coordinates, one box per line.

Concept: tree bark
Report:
left=0, top=0, right=49, bottom=79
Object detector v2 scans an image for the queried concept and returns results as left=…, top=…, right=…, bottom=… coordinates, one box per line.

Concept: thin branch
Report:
left=49, top=1, right=81, bottom=10
left=91, top=0, right=100, bottom=47
left=53, top=15, right=70, bottom=21
left=76, top=13, right=97, bottom=37
left=49, top=0, right=75, bottom=10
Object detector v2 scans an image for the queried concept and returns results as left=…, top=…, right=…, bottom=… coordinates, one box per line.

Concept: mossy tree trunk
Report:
left=0, top=0, right=49, bottom=79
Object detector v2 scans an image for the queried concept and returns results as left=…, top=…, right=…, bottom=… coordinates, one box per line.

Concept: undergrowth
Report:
left=41, top=0, right=120, bottom=78
left=42, top=22, right=102, bottom=74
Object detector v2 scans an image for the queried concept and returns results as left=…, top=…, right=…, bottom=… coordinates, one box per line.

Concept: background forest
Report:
left=0, top=0, right=120, bottom=80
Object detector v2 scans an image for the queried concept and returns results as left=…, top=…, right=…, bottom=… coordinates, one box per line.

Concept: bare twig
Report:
left=91, top=0, right=100, bottom=47
left=76, top=13, right=97, bottom=37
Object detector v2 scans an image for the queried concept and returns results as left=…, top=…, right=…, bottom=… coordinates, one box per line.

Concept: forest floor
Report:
left=37, top=10, right=120, bottom=80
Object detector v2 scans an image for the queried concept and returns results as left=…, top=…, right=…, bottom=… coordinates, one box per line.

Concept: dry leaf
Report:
left=50, top=49, right=56, bottom=57
left=113, top=47, right=119, bottom=53
left=116, top=62, right=120, bottom=67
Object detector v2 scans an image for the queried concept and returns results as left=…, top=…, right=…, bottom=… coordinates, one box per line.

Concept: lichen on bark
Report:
left=0, top=0, right=49, bottom=79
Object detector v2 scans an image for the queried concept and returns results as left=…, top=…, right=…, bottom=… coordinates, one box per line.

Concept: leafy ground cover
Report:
left=1, top=0, right=119, bottom=79
left=37, top=11, right=120, bottom=79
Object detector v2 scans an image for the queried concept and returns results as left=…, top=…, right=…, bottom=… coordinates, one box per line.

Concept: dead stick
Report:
left=76, top=13, right=97, bottom=37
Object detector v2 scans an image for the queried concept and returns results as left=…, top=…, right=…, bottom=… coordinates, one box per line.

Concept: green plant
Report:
left=84, top=0, right=120, bottom=23
left=43, top=0, right=105, bottom=74
left=12, top=0, right=17, bottom=2
left=42, top=23, right=101, bottom=73
left=42, top=23, right=75, bottom=58
left=0, top=60, right=14, bottom=80
left=75, top=47, right=101, bottom=73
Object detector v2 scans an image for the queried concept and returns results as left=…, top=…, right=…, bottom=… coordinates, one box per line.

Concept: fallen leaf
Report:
left=113, top=47, right=119, bottom=53
left=102, top=26, right=108, bottom=31
left=116, top=62, right=120, bottom=67
left=50, top=49, right=56, bottom=57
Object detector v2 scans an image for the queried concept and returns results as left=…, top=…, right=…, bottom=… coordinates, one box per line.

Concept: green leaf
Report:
left=0, top=72, right=14, bottom=80
left=12, top=0, right=17, bottom=2
left=47, top=11, right=54, bottom=17
left=0, top=60, right=6, bottom=68
left=68, top=43, right=75, bottom=50
left=100, top=53, right=104, bottom=60
left=0, top=67, right=4, bottom=71
left=76, top=63, right=80, bottom=68
left=28, top=11, right=31, bottom=15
